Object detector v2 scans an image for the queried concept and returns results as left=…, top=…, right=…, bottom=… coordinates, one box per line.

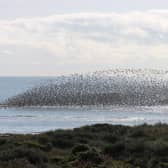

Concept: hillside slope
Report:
left=0, top=124, right=167, bottom=168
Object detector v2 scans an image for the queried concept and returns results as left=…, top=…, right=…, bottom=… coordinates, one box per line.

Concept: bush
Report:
left=0, top=139, right=6, bottom=146
left=103, top=134, right=118, bottom=143
left=24, top=141, right=44, bottom=149
left=72, top=144, right=90, bottom=155
left=78, top=150, right=103, bottom=164
left=129, top=129, right=145, bottom=138
left=43, top=143, right=53, bottom=151
left=103, top=142, right=125, bottom=157
left=38, top=135, right=50, bottom=144
left=5, top=159, right=36, bottom=168
left=125, top=140, right=145, bottom=153
left=52, top=139, right=74, bottom=149
left=147, top=158, right=160, bottom=168
left=147, top=140, right=168, bottom=156
left=0, top=147, right=48, bottom=167
left=0, top=124, right=167, bottom=167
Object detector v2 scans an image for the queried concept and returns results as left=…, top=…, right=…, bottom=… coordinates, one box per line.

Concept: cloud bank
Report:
left=1, top=10, right=168, bottom=75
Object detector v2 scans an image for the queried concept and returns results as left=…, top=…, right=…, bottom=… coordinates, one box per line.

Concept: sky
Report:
left=1, top=0, right=168, bottom=76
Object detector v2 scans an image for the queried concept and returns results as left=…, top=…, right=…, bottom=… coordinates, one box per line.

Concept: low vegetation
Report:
left=0, top=124, right=167, bottom=167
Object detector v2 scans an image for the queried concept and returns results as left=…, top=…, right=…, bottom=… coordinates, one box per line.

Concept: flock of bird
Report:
left=4, top=69, right=168, bottom=107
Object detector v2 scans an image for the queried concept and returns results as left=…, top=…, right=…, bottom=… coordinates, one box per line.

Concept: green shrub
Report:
left=24, top=141, right=45, bottom=149
left=0, top=139, right=6, bottom=146
left=104, top=160, right=134, bottom=168
left=72, top=144, right=90, bottom=155
left=147, top=158, right=160, bottom=168
left=125, top=140, right=145, bottom=153
left=5, top=159, right=36, bottom=168
left=78, top=150, right=103, bottom=164
left=129, top=129, right=145, bottom=138
left=0, top=147, right=48, bottom=167
left=50, top=156, right=63, bottom=163
left=52, top=139, right=74, bottom=149
left=43, top=143, right=53, bottom=151
left=38, top=135, right=50, bottom=144
left=147, top=140, right=168, bottom=156
left=103, top=134, right=118, bottom=143
left=103, top=142, right=125, bottom=157
left=0, top=124, right=167, bottom=167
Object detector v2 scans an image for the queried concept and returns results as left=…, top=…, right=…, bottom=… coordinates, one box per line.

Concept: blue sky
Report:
left=1, top=0, right=168, bottom=76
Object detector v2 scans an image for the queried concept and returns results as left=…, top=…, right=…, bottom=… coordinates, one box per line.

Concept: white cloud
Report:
left=1, top=10, right=168, bottom=75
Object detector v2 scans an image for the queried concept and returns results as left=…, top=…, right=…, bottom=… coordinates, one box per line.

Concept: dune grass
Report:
left=0, top=123, right=167, bottom=167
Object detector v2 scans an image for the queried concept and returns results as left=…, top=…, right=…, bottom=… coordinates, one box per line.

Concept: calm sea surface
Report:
left=0, top=77, right=55, bottom=101
left=0, top=77, right=168, bottom=134
left=0, top=106, right=167, bottom=134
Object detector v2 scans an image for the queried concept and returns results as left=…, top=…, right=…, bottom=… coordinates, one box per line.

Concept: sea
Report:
left=0, top=77, right=168, bottom=134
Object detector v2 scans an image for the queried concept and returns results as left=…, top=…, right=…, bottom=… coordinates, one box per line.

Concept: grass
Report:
left=0, top=124, right=167, bottom=167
